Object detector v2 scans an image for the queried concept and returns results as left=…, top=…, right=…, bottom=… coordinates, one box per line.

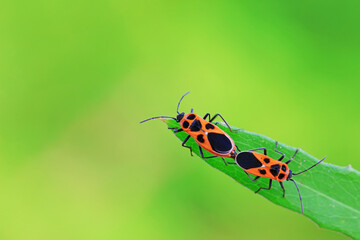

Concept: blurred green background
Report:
left=0, top=0, right=359, bottom=239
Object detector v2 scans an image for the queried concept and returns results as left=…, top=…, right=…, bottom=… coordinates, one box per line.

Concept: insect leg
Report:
left=244, top=171, right=260, bottom=181
left=168, top=127, right=184, bottom=133
left=255, top=179, right=273, bottom=194
left=247, top=148, right=267, bottom=155
left=182, top=135, right=193, bottom=156
left=279, top=181, right=286, bottom=197
left=209, top=113, right=233, bottom=132
left=173, top=128, right=184, bottom=133
left=199, top=146, right=227, bottom=166
left=227, top=162, right=237, bottom=165
left=203, top=113, right=211, bottom=121
left=198, top=146, right=227, bottom=165
left=198, top=146, right=218, bottom=159
left=274, top=141, right=285, bottom=161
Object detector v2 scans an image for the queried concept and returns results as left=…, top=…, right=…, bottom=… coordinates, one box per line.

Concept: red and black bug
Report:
left=229, top=141, right=325, bottom=213
left=140, top=92, right=238, bottom=164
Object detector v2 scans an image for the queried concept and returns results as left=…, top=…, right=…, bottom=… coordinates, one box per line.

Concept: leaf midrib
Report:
left=300, top=183, right=360, bottom=215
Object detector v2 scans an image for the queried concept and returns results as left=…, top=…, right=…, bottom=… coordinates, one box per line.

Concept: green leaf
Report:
left=164, top=119, right=360, bottom=239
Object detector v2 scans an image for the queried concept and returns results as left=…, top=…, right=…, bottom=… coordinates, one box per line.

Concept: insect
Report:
left=140, top=92, right=238, bottom=164
left=230, top=141, right=326, bottom=213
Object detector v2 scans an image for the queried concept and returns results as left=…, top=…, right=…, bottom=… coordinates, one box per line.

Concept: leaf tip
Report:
left=159, top=118, right=170, bottom=124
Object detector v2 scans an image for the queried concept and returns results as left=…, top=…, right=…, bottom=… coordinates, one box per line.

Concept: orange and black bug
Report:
left=229, top=142, right=326, bottom=213
left=140, top=92, right=238, bottom=164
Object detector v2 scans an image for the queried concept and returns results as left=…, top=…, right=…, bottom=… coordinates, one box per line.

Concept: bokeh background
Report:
left=0, top=1, right=359, bottom=239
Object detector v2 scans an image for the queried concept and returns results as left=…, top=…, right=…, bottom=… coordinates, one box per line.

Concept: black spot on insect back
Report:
left=235, top=152, right=262, bottom=170
left=270, top=164, right=280, bottom=177
left=281, top=165, right=287, bottom=172
left=187, top=114, right=196, bottom=120
left=264, top=158, right=270, bottom=163
left=207, top=132, right=232, bottom=153
left=259, top=169, right=266, bottom=175
left=278, top=173, right=285, bottom=180
left=183, top=121, right=189, bottom=128
left=190, top=120, right=202, bottom=132
left=197, top=134, right=205, bottom=143
left=205, top=123, right=215, bottom=130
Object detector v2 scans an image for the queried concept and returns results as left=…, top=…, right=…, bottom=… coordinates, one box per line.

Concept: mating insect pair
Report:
left=140, top=92, right=326, bottom=214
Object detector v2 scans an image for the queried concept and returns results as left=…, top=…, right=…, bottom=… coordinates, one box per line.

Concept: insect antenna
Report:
left=292, top=156, right=326, bottom=176
left=140, top=116, right=176, bottom=123
left=290, top=179, right=303, bottom=214
left=177, top=91, right=190, bottom=114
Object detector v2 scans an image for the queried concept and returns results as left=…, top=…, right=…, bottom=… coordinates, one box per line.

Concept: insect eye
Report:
left=176, top=113, right=185, bottom=122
